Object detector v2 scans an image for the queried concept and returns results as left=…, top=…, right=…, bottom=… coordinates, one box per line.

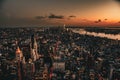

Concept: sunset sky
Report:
left=0, top=0, right=120, bottom=27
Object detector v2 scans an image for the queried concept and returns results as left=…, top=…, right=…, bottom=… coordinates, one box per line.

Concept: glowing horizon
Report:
left=0, top=0, right=120, bottom=27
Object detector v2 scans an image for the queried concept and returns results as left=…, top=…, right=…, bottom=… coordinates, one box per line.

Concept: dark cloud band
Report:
left=69, top=15, right=76, bottom=18
left=48, top=14, right=64, bottom=19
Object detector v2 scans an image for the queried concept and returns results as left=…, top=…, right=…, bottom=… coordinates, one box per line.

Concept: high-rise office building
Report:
left=30, top=34, right=39, bottom=61
left=16, top=46, right=25, bottom=80
left=16, top=47, right=23, bottom=62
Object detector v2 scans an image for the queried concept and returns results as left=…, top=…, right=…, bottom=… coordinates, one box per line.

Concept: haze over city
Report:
left=0, top=0, right=120, bottom=27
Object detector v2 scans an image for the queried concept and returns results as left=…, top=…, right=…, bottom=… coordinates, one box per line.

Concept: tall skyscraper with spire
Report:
left=30, top=34, right=39, bottom=61
left=16, top=46, right=25, bottom=80
left=16, top=46, right=23, bottom=62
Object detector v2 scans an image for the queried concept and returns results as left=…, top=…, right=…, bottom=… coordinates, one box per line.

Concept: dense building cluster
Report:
left=0, top=27, right=120, bottom=80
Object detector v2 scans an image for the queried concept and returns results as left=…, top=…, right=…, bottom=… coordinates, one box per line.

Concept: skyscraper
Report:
left=30, top=34, right=39, bottom=61
left=16, top=46, right=25, bottom=80
left=16, top=47, right=23, bottom=62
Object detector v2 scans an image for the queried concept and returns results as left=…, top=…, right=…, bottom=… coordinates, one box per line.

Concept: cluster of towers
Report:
left=15, top=34, right=39, bottom=80
left=16, top=34, right=39, bottom=61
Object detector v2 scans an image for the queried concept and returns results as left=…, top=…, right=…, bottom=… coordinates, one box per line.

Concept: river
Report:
left=72, top=29, right=120, bottom=40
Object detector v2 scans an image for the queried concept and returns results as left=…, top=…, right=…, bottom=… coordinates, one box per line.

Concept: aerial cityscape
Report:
left=0, top=0, right=120, bottom=80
